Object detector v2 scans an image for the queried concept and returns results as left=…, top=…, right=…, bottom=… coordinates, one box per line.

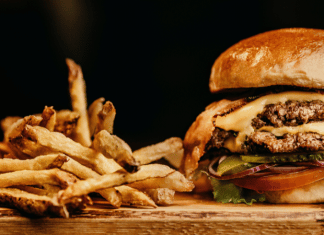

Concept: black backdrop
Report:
left=1, top=0, right=324, bottom=149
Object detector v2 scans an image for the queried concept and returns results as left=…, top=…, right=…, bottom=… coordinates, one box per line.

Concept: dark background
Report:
left=0, top=0, right=323, bottom=149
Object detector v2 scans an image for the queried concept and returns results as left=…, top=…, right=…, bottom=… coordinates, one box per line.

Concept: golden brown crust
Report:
left=210, top=28, right=324, bottom=93
left=181, top=98, right=246, bottom=178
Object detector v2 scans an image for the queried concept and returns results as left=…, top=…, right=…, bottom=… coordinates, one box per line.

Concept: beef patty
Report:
left=246, top=132, right=324, bottom=153
left=252, top=100, right=324, bottom=129
left=207, top=100, right=324, bottom=154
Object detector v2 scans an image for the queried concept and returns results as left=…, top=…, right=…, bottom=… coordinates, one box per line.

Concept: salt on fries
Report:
left=0, top=58, right=193, bottom=217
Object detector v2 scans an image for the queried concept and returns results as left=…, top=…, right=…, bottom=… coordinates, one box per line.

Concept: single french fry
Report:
left=58, top=164, right=175, bottom=203
left=127, top=171, right=195, bottom=192
left=11, top=125, right=122, bottom=175
left=97, top=188, right=122, bottom=208
left=96, top=101, right=116, bottom=134
left=93, top=130, right=139, bottom=173
left=3, top=153, right=18, bottom=159
left=6, top=116, right=43, bottom=160
left=88, top=97, right=105, bottom=137
left=5, top=115, right=42, bottom=142
left=9, top=135, right=55, bottom=158
left=66, top=58, right=91, bottom=147
left=0, top=188, right=91, bottom=218
left=13, top=184, right=61, bottom=197
left=144, top=188, right=175, bottom=206
left=61, top=156, right=99, bottom=178
left=133, top=137, right=183, bottom=165
left=1, top=116, right=21, bottom=134
left=163, top=148, right=184, bottom=169
left=55, top=109, right=80, bottom=137
left=115, top=185, right=157, bottom=208
left=0, top=154, right=68, bottom=172
left=113, top=135, right=132, bottom=154
left=46, top=155, right=69, bottom=169
left=12, top=185, right=53, bottom=196
left=0, top=168, right=78, bottom=188
left=40, top=106, right=56, bottom=131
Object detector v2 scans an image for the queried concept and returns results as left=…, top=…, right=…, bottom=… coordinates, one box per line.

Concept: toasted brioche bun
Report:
left=210, top=28, right=324, bottom=93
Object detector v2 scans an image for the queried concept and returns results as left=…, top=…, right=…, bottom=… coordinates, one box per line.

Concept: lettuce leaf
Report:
left=207, top=174, right=265, bottom=205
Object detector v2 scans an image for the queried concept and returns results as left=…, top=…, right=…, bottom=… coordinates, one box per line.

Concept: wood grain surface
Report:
left=0, top=192, right=323, bottom=234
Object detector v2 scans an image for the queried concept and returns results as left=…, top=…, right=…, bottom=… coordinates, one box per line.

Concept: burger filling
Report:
left=202, top=91, right=324, bottom=204
left=252, top=100, right=324, bottom=128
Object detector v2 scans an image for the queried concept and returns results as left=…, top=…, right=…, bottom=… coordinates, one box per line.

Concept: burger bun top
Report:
left=210, top=28, right=324, bottom=93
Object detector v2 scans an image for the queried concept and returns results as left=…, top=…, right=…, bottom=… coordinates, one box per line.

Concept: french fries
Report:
left=96, top=101, right=116, bottom=134
left=163, top=148, right=184, bottom=169
left=144, top=188, right=175, bottom=206
left=0, top=58, right=193, bottom=217
left=66, top=58, right=92, bottom=147
left=57, top=155, right=123, bottom=208
left=116, top=186, right=157, bottom=208
left=55, top=110, right=80, bottom=137
left=0, top=142, right=14, bottom=157
left=10, top=125, right=123, bottom=175
left=133, top=137, right=183, bottom=165
left=0, top=188, right=90, bottom=218
left=93, top=130, right=139, bottom=172
left=1, top=116, right=21, bottom=134
left=5, top=115, right=42, bottom=142
left=40, top=106, right=56, bottom=131
left=0, top=154, right=67, bottom=172
left=13, top=185, right=60, bottom=197
left=58, top=164, right=175, bottom=203
left=127, top=171, right=195, bottom=192
left=88, top=97, right=105, bottom=137
left=0, top=168, right=78, bottom=188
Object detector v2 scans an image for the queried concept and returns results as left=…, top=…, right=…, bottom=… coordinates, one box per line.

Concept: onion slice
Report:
left=208, top=157, right=276, bottom=180
left=292, top=160, right=324, bottom=167
left=251, top=171, right=276, bottom=177
left=268, top=165, right=309, bottom=174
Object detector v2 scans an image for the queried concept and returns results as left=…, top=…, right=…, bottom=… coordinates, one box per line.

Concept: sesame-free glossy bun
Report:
left=210, top=28, right=324, bottom=93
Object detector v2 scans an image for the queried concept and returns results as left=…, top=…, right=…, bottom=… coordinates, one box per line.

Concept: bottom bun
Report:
left=265, top=179, right=324, bottom=203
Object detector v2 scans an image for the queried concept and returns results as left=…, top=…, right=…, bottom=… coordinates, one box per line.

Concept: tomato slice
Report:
left=231, top=167, right=324, bottom=191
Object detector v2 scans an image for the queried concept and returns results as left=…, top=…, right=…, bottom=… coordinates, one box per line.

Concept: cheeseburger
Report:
left=181, top=28, right=324, bottom=204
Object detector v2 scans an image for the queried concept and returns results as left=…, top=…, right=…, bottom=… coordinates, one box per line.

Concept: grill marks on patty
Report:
left=252, top=100, right=324, bottom=129
left=206, top=100, right=324, bottom=154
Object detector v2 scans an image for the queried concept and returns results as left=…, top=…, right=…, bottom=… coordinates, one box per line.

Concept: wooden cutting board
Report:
left=0, top=192, right=323, bottom=235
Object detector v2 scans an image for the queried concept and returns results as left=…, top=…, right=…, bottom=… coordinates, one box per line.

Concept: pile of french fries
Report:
left=0, top=59, right=194, bottom=217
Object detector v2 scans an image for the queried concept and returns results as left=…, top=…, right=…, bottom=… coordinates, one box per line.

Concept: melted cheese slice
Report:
left=216, top=91, right=324, bottom=153
left=259, top=123, right=324, bottom=136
